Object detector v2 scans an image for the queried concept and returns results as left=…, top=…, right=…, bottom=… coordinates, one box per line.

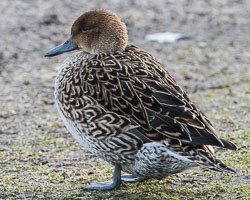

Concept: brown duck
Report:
left=45, top=9, right=237, bottom=190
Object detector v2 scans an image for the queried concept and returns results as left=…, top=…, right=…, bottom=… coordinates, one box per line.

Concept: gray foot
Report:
left=83, top=179, right=120, bottom=190
left=121, top=174, right=146, bottom=183
left=83, top=164, right=122, bottom=190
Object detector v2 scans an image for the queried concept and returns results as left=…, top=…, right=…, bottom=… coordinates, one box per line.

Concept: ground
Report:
left=0, top=0, right=249, bottom=199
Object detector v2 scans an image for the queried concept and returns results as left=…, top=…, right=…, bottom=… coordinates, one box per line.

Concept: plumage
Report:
left=45, top=9, right=237, bottom=190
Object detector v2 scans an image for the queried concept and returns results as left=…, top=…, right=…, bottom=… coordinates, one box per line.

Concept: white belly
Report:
left=123, top=142, right=197, bottom=178
left=56, top=103, right=90, bottom=149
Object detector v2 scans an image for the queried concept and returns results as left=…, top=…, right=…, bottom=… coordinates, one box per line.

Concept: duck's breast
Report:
left=54, top=53, right=143, bottom=164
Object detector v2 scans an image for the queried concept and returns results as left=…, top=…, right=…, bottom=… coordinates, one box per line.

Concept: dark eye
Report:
left=81, top=27, right=89, bottom=32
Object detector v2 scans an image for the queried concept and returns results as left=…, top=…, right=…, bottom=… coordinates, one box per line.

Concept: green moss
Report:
left=23, top=77, right=33, bottom=85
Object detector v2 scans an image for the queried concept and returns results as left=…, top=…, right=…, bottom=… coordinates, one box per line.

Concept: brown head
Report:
left=45, top=9, right=128, bottom=56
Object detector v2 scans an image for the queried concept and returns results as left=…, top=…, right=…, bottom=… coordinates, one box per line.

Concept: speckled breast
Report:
left=54, top=53, right=142, bottom=165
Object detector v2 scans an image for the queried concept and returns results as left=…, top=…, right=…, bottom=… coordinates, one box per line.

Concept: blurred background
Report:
left=0, top=0, right=249, bottom=199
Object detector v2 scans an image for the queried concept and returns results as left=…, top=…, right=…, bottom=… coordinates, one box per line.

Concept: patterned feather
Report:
left=55, top=45, right=236, bottom=173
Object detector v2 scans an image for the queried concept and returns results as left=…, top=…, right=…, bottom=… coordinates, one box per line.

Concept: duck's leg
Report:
left=83, top=164, right=122, bottom=190
left=121, top=174, right=146, bottom=183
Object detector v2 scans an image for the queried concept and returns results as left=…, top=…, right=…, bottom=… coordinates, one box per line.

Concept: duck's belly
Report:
left=55, top=97, right=140, bottom=165
left=55, top=96, right=196, bottom=178
left=122, top=142, right=197, bottom=179
left=57, top=107, right=196, bottom=178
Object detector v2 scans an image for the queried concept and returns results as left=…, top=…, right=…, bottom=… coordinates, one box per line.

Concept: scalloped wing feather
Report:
left=81, top=46, right=236, bottom=151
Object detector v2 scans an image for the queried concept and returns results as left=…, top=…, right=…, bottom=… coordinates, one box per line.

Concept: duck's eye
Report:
left=81, top=27, right=89, bottom=32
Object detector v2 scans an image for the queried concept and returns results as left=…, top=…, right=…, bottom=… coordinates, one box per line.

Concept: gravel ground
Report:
left=0, top=0, right=249, bottom=199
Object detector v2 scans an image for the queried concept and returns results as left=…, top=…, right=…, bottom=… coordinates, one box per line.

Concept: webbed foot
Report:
left=83, top=164, right=122, bottom=190
left=121, top=174, right=146, bottom=183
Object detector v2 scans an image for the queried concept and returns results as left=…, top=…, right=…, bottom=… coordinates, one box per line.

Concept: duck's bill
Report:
left=45, top=36, right=78, bottom=57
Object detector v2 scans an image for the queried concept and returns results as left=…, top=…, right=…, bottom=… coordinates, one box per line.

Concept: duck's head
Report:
left=45, top=9, right=128, bottom=56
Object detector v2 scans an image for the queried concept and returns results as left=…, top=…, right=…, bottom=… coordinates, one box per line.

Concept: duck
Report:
left=45, top=9, right=237, bottom=190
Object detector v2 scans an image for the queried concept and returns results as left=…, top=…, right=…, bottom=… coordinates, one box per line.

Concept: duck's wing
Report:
left=81, top=46, right=237, bottom=152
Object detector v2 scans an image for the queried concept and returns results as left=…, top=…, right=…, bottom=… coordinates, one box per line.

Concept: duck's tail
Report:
left=190, top=144, right=236, bottom=173
left=175, top=144, right=236, bottom=173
